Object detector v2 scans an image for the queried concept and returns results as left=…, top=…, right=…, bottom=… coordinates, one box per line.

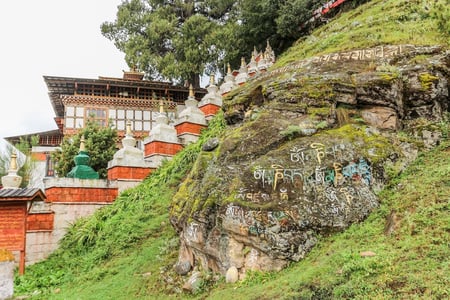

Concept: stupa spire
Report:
left=67, top=135, right=99, bottom=179
left=126, top=120, right=133, bottom=136
left=219, top=62, right=237, bottom=95
left=1, top=151, right=22, bottom=189
left=159, top=99, right=164, bottom=114
left=10, top=151, right=18, bottom=172
left=240, top=57, right=246, bottom=68
left=189, top=84, right=195, bottom=98
left=79, top=135, right=86, bottom=152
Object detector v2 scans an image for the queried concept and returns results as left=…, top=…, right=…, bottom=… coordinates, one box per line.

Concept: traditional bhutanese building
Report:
left=4, top=70, right=206, bottom=181
left=44, top=69, right=206, bottom=141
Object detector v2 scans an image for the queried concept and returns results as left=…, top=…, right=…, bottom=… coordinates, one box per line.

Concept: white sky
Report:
left=0, top=0, right=128, bottom=143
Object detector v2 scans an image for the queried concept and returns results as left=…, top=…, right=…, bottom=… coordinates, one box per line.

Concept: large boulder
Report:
left=169, top=45, right=449, bottom=278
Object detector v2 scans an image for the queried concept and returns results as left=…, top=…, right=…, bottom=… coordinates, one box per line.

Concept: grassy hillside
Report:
left=14, top=0, right=449, bottom=299
left=15, top=117, right=450, bottom=300
left=275, top=0, right=449, bottom=67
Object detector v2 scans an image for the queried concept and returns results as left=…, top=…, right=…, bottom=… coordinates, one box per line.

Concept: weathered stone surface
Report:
left=202, top=138, right=220, bottom=152
left=360, top=106, right=400, bottom=130
left=170, top=45, right=449, bottom=277
left=174, top=260, right=192, bottom=276
left=422, top=130, right=442, bottom=148
left=0, top=261, right=14, bottom=300
left=182, top=271, right=203, bottom=293
left=171, top=123, right=391, bottom=275
left=360, top=251, right=376, bottom=257
left=225, top=266, right=239, bottom=283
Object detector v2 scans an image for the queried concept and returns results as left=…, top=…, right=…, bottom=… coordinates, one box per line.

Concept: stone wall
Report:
left=51, top=203, right=109, bottom=250
left=107, top=166, right=152, bottom=181
left=144, top=141, right=183, bottom=157
left=25, top=203, right=110, bottom=266
left=25, top=231, right=54, bottom=266
left=20, top=178, right=119, bottom=266
left=0, top=259, right=14, bottom=300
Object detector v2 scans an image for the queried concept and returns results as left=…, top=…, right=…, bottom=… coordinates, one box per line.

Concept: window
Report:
left=117, top=120, right=125, bottom=130
left=76, top=118, right=84, bottom=128
left=66, top=118, right=75, bottom=128
left=109, top=109, right=116, bottom=119
left=45, top=153, right=55, bottom=177
left=135, top=110, right=142, bottom=120
left=65, top=106, right=84, bottom=129
left=134, top=121, right=142, bottom=130
left=126, top=110, right=134, bottom=120
left=108, top=109, right=153, bottom=132
left=76, top=107, right=84, bottom=117
left=67, top=106, right=75, bottom=116
left=86, top=108, right=107, bottom=127
left=105, top=108, right=176, bottom=133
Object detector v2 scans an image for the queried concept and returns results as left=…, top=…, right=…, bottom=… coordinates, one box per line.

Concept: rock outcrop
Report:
left=169, top=45, right=449, bottom=278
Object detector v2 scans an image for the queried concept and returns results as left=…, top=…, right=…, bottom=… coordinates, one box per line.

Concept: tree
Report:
left=235, top=0, right=282, bottom=56
left=101, top=0, right=236, bottom=87
left=102, top=0, right=367, bottom=84
left=52, top=119, right=118, bottom=179
left=275, top=0, right=322, bottom=40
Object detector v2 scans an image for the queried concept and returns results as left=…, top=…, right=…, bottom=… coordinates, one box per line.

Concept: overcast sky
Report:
left=0, top=0, right=128, bottom=143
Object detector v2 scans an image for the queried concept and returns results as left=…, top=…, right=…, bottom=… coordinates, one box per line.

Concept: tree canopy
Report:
left=101, top=0, right=237, bottom=87
left=101, top=0, right=358, bottom=85
left=52, top=119, right=118, bottom=179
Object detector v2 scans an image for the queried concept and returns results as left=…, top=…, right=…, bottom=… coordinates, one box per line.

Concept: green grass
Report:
left=14, top=112, right=227, bottom=299
left=275, top=0, right=450, bottom=67
left=13, top=0, right=450, bottom=298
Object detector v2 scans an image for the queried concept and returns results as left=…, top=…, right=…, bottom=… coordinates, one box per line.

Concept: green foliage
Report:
left=102, top=0, right=369, bottom=83
left=51, top=118, right=118, bottom=179
left=430, top=0, right=450, bottom=39
left=238, top=270, right=276, bottom=287
left=101, top=0, right=236, bottom=86
left=280, top=125, right=301, bottom=140
left=275, top=0, right=322, bottom=40
left=14, top=112, right=226, bottom=299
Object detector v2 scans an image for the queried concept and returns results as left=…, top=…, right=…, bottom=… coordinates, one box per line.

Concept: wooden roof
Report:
left=0, top=188, right=46, bottom=202
left=4, top=129, right=62, bottom=146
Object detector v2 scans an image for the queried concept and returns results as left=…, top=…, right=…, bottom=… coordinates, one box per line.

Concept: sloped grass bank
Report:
left=203, top=140, right=450, bottom=299
left=275, top=0, right=450, bottom=67
left=14, top=113, right=226, bottom=299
